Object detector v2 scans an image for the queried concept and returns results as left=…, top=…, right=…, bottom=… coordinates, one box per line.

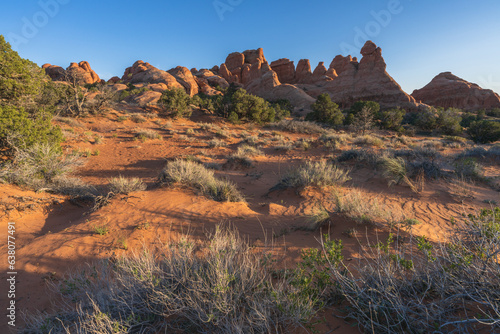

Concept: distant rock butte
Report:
left=412, top=72, right=500, bottom=110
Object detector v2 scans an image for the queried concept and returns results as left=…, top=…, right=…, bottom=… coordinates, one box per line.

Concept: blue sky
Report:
left=1, top=0, right=500, bottom=94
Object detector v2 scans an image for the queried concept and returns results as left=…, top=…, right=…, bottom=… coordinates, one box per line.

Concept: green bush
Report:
left=411, top=107, right=462, bottom=135
left=305, top=94, right=344, bottom=126
left=227, top=88, right=276, bottom=123
left=467, top=120, right=500, bottom=144
left=378, top=107, right=405, bottom=130
left=158, top=88, right=191, bottom=118
left=0, top=105, right=62, bottom=156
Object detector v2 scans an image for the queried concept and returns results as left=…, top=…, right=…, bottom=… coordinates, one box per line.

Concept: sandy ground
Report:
left=1, top=105, right=498, bottom=332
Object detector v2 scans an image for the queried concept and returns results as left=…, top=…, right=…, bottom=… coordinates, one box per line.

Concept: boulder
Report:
left=42, top=64, right=66, bottom=81
left=66, top=61, right=101, bottom=85
left=108, top=76, right=121, bottom=84
left=412, top=72, right=500, bottom=110
left=121, top=60, right=183, bottom=91
left=270, top=58, right=295, bottom=84
left=168, top=66, right=199, bottom=96
left=127, top=90, right=162, bottom=107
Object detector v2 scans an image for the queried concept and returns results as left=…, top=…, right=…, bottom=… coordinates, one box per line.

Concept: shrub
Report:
left=380, top=156, right=418, bottom=192
left=305, top=94, right=344, bottom=126
left=108, top=176, right=147, bottom=194
left=274, top=160, right=351, bottom=189
left=159, top=88, right=191, bottom=118
left=270, top=99, right=293, bottom=120
left=0, top=143, right=95, bottom=197
left=227, top=88, right=276, bottom=123
left=454, top=157, right=483, bottom=181
left=378, top=107, right=405, bottom=130
left=24, top=225, right=316, bottom=333
left=328, top=208, right=500, bottom=333
left=0, top=105, right=63, bottom=156
left=467, top=120, right=500, bottom=144
left=134, top=128, right=162, bottom=141
left=158, top=159, right=244, bottom=202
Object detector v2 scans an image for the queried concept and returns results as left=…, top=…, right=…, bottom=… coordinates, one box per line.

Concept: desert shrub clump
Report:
left=0, top=35, right=63, bottom=156
left=467, top=120, right=500, bottom=144
left=158, top=87, right=192, bottom=118
left=158, top=159, right=244, bottom=202
left=305, top=93, right=344, bottom=126
left=108, top=176, right=147, bottom=194
left=328, top=208, right=500, bottom=333
left=275, top=160, right=351, bottom=189
left=24, top=226, right=317, bottom=333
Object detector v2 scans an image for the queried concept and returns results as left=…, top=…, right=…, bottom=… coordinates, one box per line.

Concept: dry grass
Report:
left=108, top=176, right=147, bottom=194
left=274, top=160, right=351, bottom=190
left=24, top=225, right=316, bottom=333
left=158, top=159, right=245, bottom=202
left=134, top=128, right=162, bottom=141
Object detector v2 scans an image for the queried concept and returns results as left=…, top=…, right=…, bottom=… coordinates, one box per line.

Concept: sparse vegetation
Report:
left=158, top=159, right=245, bottom=202
left=108, top=176, right=147, bottom=194
left=306, top=93, right=344, bottom=126
left=274, top=160, right=351, bottom=189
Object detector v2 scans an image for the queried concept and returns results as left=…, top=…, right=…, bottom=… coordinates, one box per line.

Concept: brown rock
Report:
left=225, top=52, right=245, bottom=71
left=412, top=72, right=500, bottom=110
left=127, top=91, right=162, bottom=107
left=318, top=41, right=418, bottom=109
left=270, top=58, right=295, bottom=84
left=295, top=59, right=313, bottom=84
left=121, top=60, right=183, bottom=91
left=194, top=77, right=221, bottom=96
left=243, top=48, right=266, bottom=65
left=66, top=61, right=101, bottom=85
left=107, top=76, right=121, bottom=84
left=167, top=66, right=199, bottom=96
left=147, top=83, right=169, bottom=92
left=42, top=64, right=66, bottom=81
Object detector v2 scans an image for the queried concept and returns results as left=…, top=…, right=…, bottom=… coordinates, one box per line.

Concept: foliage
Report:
left=467, top=120, right=500, bottom=144
left=305, top=94, right=344, bottom=126
left=378, top=107, right=405, bottom=131
left=158, top=87, right=192, bottom=118
left=411, top=107, right=463, bottom=135
left=0, top=104, right=62, bottom=156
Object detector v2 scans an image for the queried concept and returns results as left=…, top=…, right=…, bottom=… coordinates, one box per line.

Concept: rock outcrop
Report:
left=121, top=60, right=183, bottom=90
left=167, top=66, right=199, bottom=96
left=270, top=58, right=295, bottom=84
left=412, top=72, right=500, bottom=110
left=317, top=41, right=419, bottom=109
left=42, top=61, right=100, bottom=85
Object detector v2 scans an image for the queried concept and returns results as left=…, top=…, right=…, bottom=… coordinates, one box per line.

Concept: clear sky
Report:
left=1, top=0, right=499, bottom=94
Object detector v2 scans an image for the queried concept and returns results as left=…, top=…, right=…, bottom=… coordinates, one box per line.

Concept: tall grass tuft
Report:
left=158, top=159, right=245, bottom=202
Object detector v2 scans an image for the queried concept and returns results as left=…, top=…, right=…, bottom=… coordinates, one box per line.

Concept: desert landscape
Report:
left=1, top=2, right=500, bottom=333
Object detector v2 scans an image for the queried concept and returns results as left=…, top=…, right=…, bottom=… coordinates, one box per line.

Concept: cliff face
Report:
left=412, top=72, right=500, bottom=110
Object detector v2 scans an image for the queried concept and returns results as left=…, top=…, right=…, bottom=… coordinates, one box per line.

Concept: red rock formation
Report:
left=67, top=61, right=101, bottom=84
left=107, top=76, right=121, bottom=84
left=319, top=41, right=418, bottom=109
left=43, top=61, right=100, bottom=85
left=121, top=60, right=183, bottom=90
left=411, top=72, right=500, bottom=110
left=168, top=66, right=199, bottom=96
left=295, top=59, right=313, bottom=84
left=42, top=64, right=65, bottom=81
left=270, top=58, right=295, bottom=84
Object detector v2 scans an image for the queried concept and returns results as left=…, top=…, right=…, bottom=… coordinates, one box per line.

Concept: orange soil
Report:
left=1, top=106, right=498, bottom=332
